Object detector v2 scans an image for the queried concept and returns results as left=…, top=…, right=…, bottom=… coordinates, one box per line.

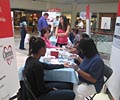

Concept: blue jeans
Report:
left=19, top=29, right=26, bottom=49
left=45, top=81, right=73, bottom=90
left=39, top=89, right=75, bottom=100
left=38, top=82, right=75, bottom=100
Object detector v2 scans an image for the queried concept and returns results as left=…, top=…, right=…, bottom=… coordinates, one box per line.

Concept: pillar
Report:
left=71, top=2, right=77, bottom=28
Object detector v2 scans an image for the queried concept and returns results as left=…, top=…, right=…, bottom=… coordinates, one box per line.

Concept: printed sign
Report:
left=101, top=17, right=111, bottom=30
left=113, top=17, right=120, bottom=49
left=108, top=1, right=120, bottom=100
left=0, top=0, right=19, bottom=100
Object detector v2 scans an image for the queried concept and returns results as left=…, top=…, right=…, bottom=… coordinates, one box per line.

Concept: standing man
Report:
left=38, top=13, right=49, bottom=36
left=53, top=16, right=59, bottom=34
left=19, top=16, right=28, bottom=50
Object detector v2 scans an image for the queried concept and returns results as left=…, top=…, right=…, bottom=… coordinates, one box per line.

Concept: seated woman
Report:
left=23, top=36, right=75, bottom=100
left=72, top=28, right=80, bottom=46
left=71, top=38, right=104, bottom=100
left=69, top=33, right=89, bottom=65
left=41, top=27, right=56, bottom=48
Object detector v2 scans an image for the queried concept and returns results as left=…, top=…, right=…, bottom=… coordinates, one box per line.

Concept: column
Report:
left=71, top=2, right=77, bottom=28
left=96, top=13, right=100, bottom=31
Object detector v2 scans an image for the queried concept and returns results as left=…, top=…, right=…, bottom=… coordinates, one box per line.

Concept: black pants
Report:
left=56, top=43, right=67, bottom=48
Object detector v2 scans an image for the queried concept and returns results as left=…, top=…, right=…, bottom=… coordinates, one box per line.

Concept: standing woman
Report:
left=19, top=16, right=28, bottom=50
left=55, top=15, right=70, bottom=47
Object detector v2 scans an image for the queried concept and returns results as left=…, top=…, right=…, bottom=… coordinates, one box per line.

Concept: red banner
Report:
left=117, top=0, right=120, bottom=16
left=0, top=0, right=13, bottom=38
left=86, top=4, right=90, bottom=19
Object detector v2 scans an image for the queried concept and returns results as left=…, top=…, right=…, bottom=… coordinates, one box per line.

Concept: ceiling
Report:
left=34, top=0, right=118, bottom=4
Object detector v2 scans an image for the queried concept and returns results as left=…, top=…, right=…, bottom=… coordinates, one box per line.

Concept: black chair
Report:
left=23, top=75, right=38, bottom=100
left=86, top=64, right=113, bottom=100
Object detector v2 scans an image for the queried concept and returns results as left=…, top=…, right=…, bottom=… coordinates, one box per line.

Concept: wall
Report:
left=10, top=0, right=118, bottom=13
left=10, top=0, right=72, bottom=12
left=77, top=3, right=118, bottom=13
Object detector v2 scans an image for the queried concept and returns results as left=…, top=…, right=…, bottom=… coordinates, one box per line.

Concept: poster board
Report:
left=101, top=17, right=111, bottom=29
left=0, top=0, right=19, bottom=100
left=107, top=17, right=120, bottom=100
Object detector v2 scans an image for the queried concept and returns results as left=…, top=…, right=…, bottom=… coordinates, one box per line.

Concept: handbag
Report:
left=24, top=33, right=30, bottom=44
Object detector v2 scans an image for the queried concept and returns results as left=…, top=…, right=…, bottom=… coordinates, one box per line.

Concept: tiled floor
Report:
left=14, top=31, right=110, bottom=100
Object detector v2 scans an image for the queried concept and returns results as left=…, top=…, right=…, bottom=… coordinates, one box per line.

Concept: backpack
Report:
left=17, top=81, right=28, bottom=100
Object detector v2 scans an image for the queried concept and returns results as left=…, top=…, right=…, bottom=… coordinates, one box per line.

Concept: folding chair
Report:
left=23, top=75, right=38, bottom=100
left=86, top=64, right=113, bottom=100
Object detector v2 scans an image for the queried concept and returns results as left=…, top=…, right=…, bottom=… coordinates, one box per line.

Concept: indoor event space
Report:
left=0, top=0, right=120, bottom=100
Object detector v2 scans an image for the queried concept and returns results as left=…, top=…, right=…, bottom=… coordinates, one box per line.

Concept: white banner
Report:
left=108, top=17, right=120, bottom=100
left=0, top=1, right=19, bottom=99
left=0, top=37, right=19, bottom=100
left=113, top=17, right=120, bottom=49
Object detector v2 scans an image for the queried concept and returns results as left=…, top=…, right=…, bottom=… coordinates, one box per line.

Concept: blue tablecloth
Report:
left=18, top=67, right=79, bottom=84
left=44, top=68, right=79, bottom=84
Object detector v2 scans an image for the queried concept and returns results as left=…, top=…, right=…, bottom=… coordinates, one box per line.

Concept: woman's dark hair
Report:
left=78, top=38, right=98, bottom=58
left=29, top=36, right=46, bottom=55
left=81, top=33, right=89, bottom=38
left=41, top=28, right=50, bottom=37
left=58, top=15, right=69, bottom=31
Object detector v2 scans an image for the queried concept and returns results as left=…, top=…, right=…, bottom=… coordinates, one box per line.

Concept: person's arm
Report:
left=46, top=39, right=56, bottom=48
left=42, top=62, right=64, bottom=70
left=77, top=69, right=97, bottom=83
left=77, top=56, right=83, bottom=63
left=77, top=60, right=104, bottom=83
left=23, top=21, right=28, bottom=33
left=69, top=48, right=78, bottom=54
left=55, top=25, right=70, bottom=37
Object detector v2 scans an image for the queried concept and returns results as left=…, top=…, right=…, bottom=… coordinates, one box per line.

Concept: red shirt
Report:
left=57, top=29, right=68, bottom=44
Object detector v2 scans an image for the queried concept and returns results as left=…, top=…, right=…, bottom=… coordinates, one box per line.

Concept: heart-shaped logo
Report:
left=3, top=45, right=14, bottom=65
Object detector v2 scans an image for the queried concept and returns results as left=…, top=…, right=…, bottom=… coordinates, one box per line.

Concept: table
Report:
left=18, top=48, right=79, bottom=84
left=18, top=67, right=79, bottom=84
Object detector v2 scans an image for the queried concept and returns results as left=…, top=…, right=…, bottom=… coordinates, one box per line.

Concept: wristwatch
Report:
left=77, top=67, right=81, bottom=72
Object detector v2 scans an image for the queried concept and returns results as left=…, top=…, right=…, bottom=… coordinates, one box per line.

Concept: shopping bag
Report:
left=24, top=33, right=30, bottom=44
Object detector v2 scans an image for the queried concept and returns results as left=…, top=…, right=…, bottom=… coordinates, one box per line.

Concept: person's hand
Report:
left=66, top=44, right=73, bottom=49
left=69, top=54, right=79, bottom=59
left=70, top=63, right=80, bottom=71
left=64, top=62, right=71, bottom=68
left=53, top=87, right=58, bottom=91
left=56, top=47, right=62, bottom=50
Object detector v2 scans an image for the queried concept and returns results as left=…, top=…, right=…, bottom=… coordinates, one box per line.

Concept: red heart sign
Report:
left=3, top=45, right=13, bottom=65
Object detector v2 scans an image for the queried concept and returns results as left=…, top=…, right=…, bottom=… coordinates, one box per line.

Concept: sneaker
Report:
left=19, top=48, right=26, bottom=50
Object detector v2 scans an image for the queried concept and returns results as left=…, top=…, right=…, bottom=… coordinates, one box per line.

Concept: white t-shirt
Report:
left=77, top=21, right=83, bottom=28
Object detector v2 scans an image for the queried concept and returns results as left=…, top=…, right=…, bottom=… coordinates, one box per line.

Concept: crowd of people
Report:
left=18, top=13, right=105, bottom=100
